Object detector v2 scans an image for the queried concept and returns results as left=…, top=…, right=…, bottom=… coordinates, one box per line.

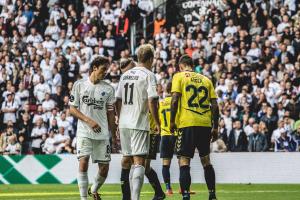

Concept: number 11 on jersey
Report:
left=124, top=83, right=134, bottom=105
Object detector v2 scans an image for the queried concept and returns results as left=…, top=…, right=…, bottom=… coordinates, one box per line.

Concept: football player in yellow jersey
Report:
left=159, top=82, right=177, bottom=195
left=170, top=55, right=219, bottom=200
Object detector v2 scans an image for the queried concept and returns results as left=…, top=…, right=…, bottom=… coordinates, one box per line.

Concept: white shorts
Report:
left=120, top=128, right=149, bottom=156
left=77, top=137, right=111, bottom=163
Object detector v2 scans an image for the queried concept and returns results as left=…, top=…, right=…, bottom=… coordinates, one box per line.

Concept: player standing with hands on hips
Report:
left=170, top=55, right=219, bottom=200
left=116, top=44, right=160, bottom=200
left=69, top=56, right=117, bottom=200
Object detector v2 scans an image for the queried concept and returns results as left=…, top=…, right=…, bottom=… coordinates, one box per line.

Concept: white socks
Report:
left=91, top=173, right=106, bottom=194
left=78, top=172, right=88, bottom=200
left=130, top=165, right=145, bottom=200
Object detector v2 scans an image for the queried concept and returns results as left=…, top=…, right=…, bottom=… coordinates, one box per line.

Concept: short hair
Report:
left=179, top=55, right=193, bottom=67
left=89, top=56, right=109, bottom=74
left=120, top=58, right=133, bottom=69
left=137, top=44, right=154, bottom=63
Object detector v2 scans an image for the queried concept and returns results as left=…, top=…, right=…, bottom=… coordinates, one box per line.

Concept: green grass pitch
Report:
left=0, top=184, right=299, bottom=200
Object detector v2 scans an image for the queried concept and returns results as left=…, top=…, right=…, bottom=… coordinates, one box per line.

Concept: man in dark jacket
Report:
left=228, top=121, right=248, bottom=152
left=248, top=123, right=268, bottom=152
left=126, top=0, right=147, bottom=23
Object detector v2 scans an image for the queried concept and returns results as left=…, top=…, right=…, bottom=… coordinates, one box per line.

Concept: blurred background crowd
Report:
left=1, top=0, right=300, bottom=155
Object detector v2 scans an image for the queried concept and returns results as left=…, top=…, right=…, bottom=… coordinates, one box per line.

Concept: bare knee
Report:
left=121, top=156, right=132, bottom=169
left=98, top=163, right=109, bottom=177
left=178, top=156, right=190, bottom=167
left=78, top=156, right=89, bottom=172
left=162, top=159, right=171, bottom=166
left=200, top=155, right=212, bottom=168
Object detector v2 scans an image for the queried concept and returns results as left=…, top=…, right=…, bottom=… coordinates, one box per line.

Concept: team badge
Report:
left=70, top=95, right=75, bottom=102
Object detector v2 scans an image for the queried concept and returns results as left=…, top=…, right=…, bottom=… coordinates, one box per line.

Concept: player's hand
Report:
left=86, top=118, right=101, bottom=133
left=170, top=122, right=177, bottom=135
left=211, top=128, right=218, bottom=143
left=154, top=123, right=161, bottom=135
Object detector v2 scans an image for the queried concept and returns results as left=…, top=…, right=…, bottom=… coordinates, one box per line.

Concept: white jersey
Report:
left=116, top=66, right=158, bottom=131
left=69, top=78, right=115, bottom=140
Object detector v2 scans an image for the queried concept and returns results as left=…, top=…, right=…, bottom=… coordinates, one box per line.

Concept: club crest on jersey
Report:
left=185, top=73, right=191, bottom=77
left=69, top=95, right=75, bottom=102
left=82, top=95, right=104, bottom=110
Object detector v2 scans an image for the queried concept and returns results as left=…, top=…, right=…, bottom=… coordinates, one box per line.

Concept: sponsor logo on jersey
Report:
left=82, top=95, right=104, bottom=110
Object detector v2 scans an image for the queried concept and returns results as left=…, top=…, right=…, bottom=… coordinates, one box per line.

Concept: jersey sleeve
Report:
left=107, top=87, right=115, bottom=111
left=69, top=81, right=80, bottom=107
left=208, top=79, right=217, bottom=99
left=171, top=73, right=182, bottom=94
left=147, top=73, right=158, bottom=99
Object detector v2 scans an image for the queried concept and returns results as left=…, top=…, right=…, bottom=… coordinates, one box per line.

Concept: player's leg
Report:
left=120, top=128, right=133, bottom=200
left=145, top=133, right=165, bottom=199
left=77, top=137, right=92, bottom=200
left=130, top=130, right=149, bottom=200
left=176, top=128, right=195, bottom=200
left=162, top=158, right=172, bottom=194
left=197, top=127, right=217, bottom=200
left=89, top=139, right=111, bottom=199
left=160, top=135, right=176, bottom=194
left=131, top=155, right=146, bottom=200
left=121, top=156, right=132, bottom=200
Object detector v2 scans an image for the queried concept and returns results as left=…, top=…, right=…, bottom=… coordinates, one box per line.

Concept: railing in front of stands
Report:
left=130, top=0, right=167, bottom=55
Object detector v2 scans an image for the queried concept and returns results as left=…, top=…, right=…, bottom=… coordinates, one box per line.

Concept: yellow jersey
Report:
left=149, top=113, right=157, bottom=134
left=158, top=96, right=176, bottom=136
left=171, top=71, right=217, bottom=128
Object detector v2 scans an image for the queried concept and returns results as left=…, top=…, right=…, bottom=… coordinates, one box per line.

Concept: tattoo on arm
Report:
left=211, top=99, right=219, bottom=129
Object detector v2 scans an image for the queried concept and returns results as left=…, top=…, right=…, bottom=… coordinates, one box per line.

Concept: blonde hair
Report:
left=137, top=44, right=154, bottom=63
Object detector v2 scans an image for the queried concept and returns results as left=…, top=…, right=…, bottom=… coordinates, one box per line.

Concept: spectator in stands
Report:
left=18, top=113, right=32, bottom=154
left=54, top=126, right=70, bottom=153
left=31, top=117, right=47, bottom=154
left=248, top=123, right=268, bottom=152
left=43, top=129, right=56, bottom=154
left=4, top=135, right=21, bottom=155
left=153, top=13, right=165, bottom=36
left=1, top=93, right=18, bottom=125
left=228, top=121, right=248, bottom=152
left=275, top=129, right=297, bottom=152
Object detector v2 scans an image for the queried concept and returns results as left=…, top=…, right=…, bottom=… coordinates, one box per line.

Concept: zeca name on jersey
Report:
left=82, top=95, right=104, bottom=110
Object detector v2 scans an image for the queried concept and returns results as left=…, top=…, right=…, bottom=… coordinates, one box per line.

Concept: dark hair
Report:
left=120, top=58, right=133, bottom=69
left=89, top=56, right=109, bottom=74
left=179, top=54, right=193, bottom=67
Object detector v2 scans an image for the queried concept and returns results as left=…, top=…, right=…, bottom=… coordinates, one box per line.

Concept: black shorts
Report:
left=176, top=126, right=212, bottom=158
left=160, top=135, right=177, bottom=159
left=147, top=134, right=161, bottom=160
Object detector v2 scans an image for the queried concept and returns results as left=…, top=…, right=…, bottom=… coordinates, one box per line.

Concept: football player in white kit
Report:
left=116, top=44, right=161, bottom=200
left=69, top=56, right=117, bottom=200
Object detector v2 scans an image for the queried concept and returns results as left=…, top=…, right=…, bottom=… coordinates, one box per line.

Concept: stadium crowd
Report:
left=0, top=0, right=300, bottom=155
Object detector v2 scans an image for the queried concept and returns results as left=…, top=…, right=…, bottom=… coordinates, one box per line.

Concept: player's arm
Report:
left=170, top=92, right=181, bottom=134
left=115, top=98, right=122, bottom=119
left=148, top=97, right=160, bottom=133
left=147, top=74, right=160, bottom=132
left=69, top=81, right=101, bottom=133
left=170, top=73, right=181, bottom=134
left=209, top=79, right=220, bottom=142
left=107, top=90, right=117, bottom=145
left=69, top=106, right=101, bottom=133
